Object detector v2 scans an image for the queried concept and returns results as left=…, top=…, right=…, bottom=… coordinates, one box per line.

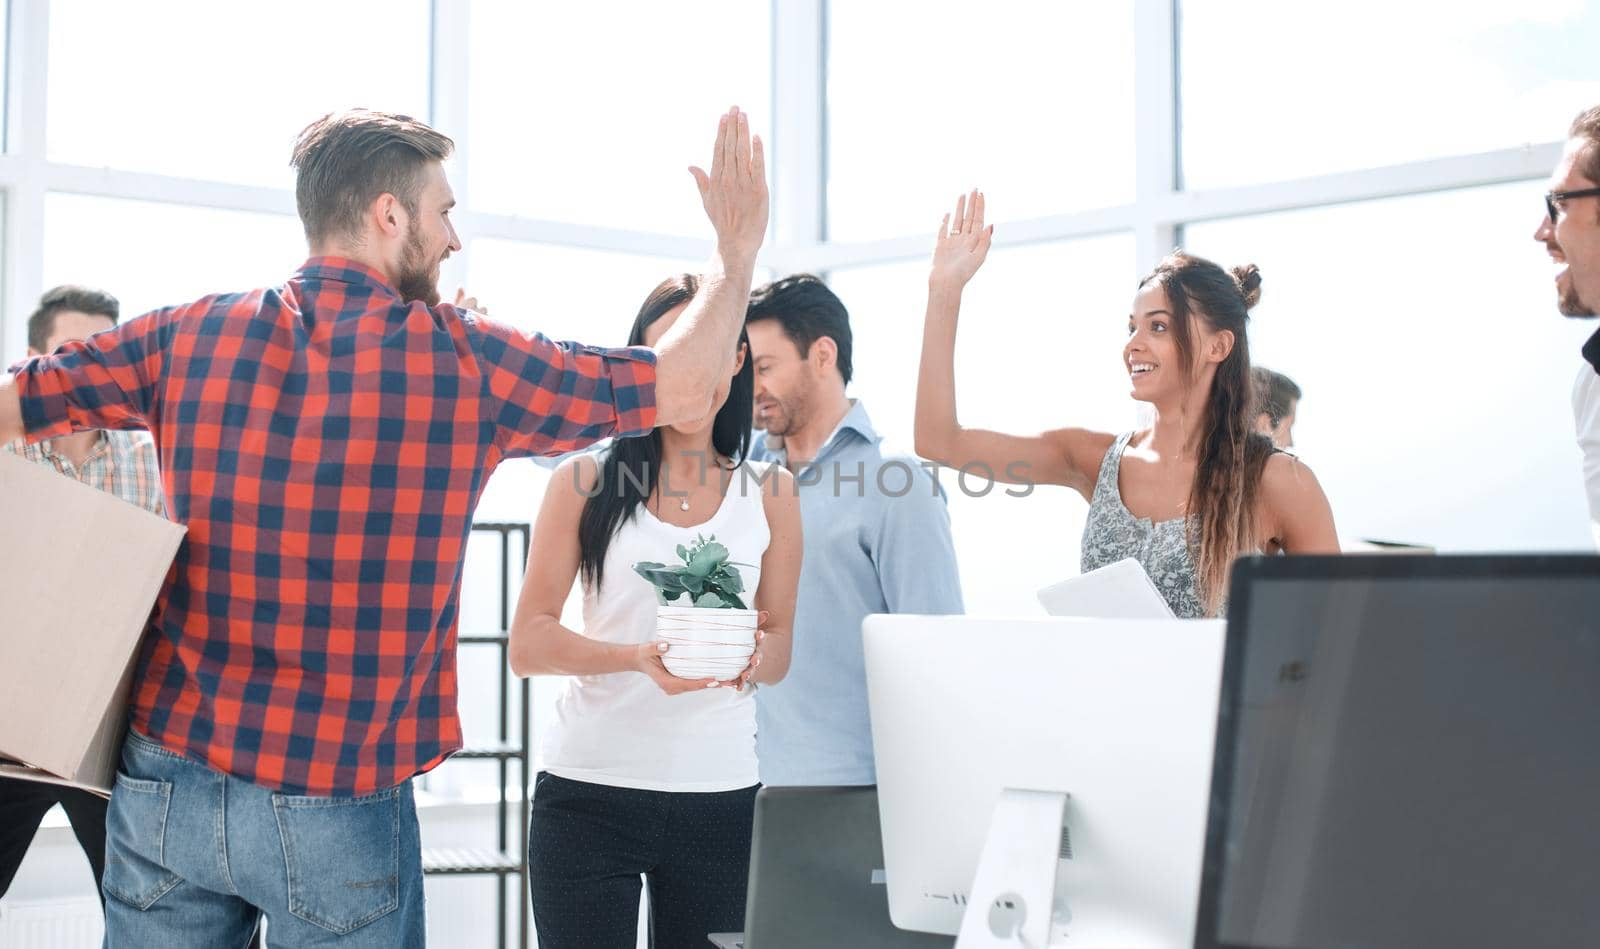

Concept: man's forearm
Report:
left=653, top=247, right=758, bottom=426
left=0, top=378, right=22, bottom=444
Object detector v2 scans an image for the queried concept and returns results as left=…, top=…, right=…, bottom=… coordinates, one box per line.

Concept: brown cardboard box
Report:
left=0, top=450, right=185, bottom=796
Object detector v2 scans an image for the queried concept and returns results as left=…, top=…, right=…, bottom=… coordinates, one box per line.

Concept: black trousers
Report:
left=528, top=772, right=758, bottom=949
left=0, top=776, right=108, bottom=901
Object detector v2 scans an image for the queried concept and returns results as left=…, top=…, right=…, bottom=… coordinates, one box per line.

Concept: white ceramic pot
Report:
left=656, top=606, right=758, bottom=681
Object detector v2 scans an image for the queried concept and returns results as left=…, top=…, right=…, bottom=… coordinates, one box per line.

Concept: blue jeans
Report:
left=102, top=730, right=424, bottom=948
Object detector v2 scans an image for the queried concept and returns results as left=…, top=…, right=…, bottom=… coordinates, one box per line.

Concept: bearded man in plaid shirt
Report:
left=0, top=105, right=769, bottom=947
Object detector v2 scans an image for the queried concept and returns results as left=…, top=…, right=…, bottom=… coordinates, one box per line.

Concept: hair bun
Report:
left=1231, top=264, right=1263, bottom=311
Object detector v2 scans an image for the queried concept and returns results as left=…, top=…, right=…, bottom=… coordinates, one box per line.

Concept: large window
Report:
left=42, top=194, right=304, bottom=318
left=827, top=1, right=1136, bottom=242
left=829, top=233, right=1138, bottom=614
left=464, top=240, right=704, bottom=347
left=0, top=12, right=8, bottom=153
left=1180, top=0, right=1600, bottom=189
left=1183, top=182, right=1594, bottom=550
left=46, top=0, right=430, bottom=188
left=467, top=1, right=771, bottom=236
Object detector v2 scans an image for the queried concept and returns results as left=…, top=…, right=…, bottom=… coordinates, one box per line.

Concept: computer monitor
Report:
left=863, top=615, right=1226, bottom=946
left=1195, top=554, right=1600, bottom=949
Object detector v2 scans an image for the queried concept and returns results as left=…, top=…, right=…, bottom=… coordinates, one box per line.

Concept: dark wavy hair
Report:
left=1140, top=251, right=1274, bottom=615
left=577, top=274, right=754, bottom=591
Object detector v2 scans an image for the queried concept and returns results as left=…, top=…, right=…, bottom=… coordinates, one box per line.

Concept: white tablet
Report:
left=1036, top=557, right=1175, bottom=619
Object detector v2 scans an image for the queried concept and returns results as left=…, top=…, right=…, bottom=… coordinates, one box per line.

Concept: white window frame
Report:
left=0, top=0, right=1563, bottom=359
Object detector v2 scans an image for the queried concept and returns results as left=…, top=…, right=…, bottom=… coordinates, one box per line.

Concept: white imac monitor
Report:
left=864, top=615, right=1225, bottom=947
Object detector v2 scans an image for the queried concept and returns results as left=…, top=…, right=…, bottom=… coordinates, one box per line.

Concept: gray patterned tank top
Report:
left=1080, top=432, right=1208, bottom=618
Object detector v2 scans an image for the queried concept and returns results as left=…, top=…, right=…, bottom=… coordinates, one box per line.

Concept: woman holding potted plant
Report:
left=510, top=273, right=801, bottom=948
left=915, top=190, right=1339, bottom=618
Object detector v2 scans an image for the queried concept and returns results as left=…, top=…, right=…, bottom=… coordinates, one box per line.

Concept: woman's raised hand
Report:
left=929, top=189, right=994, bottom=292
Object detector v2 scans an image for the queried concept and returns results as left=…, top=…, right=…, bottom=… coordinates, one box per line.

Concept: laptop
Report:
left=1194, top=554, right=1600, bottom=949
left=1036, top=557, right=1174, bottom=618
left=708, top=786, right=954, bottom=949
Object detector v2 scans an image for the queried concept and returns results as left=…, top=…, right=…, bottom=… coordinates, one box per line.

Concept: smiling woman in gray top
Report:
left=915, top=190, right=1340, bottom=617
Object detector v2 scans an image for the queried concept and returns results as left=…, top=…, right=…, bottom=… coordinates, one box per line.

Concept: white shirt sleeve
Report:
left=1571, top=365, right=1600, bottom=550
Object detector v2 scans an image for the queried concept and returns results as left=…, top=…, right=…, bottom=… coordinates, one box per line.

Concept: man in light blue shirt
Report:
left=745, top=274, right=964, bottom=786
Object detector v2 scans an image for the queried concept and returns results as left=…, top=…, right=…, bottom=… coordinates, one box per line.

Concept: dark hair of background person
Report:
left=27, top=285, right=119, bottom=353
left=745, top=273, right=854, bottom=385
left=1252, top=366, right=1302, bottom=427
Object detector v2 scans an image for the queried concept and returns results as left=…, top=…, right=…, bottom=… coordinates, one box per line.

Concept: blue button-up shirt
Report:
left=751, top=400, right=964, bottom=785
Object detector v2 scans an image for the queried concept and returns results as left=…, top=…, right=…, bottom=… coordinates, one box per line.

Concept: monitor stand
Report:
left=957, top=788, right=1069, bottom=948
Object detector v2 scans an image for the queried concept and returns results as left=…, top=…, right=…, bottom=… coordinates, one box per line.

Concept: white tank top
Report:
left=539, top=460, right=773, bottom=792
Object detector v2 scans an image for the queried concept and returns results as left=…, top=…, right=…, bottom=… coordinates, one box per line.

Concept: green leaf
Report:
left=635, top=566, right=681, bottom=586
left=687, top=542, right=730, bottom=578
left=675, top=544, right=688, bottom=563
left=682, top=574, right=705, bottom=595
left=694, top=591, right=726, bottom=609
left=639, top=571, right=689, bottom=599
left=718, top=570, right=744, bottom=594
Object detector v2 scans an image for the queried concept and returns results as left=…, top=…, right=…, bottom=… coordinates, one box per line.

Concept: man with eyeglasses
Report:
left=1536, top=105, right=1600, bottom=547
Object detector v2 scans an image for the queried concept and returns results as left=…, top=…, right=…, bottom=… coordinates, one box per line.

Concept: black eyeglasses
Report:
left=1546, top=187, right=1600, bottom=224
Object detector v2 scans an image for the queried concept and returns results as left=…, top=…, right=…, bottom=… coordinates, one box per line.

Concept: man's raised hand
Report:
left=688, top=106, right=769, bottom=262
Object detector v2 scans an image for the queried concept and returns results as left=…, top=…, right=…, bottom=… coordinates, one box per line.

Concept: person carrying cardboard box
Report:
left=0, top=285, right=165, bottom=910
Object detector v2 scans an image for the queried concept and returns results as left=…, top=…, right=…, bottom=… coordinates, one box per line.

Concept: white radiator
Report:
left=0, top=897, right=104, bottom=948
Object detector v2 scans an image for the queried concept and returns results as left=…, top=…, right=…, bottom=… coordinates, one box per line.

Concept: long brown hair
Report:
left=1140, top=252, right=1274, bottom=614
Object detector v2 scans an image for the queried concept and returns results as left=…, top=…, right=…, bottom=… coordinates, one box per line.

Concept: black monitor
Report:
left=1195, top=554, right=1600, bottom=949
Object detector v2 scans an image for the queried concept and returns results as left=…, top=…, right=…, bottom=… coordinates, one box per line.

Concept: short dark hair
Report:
left=290, top=109, right=455, bottom=244
left=28, top=285, right=119, bottom=352
left=1252, top=366, right=1302, bottom=426
left=745, top=274, right=854, bottom=384
left=1571, top=106, right=1600, bottom=188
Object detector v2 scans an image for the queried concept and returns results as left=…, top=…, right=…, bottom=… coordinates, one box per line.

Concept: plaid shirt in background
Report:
left=5, top=429, right=166, bottom=516
left=13, top=257, right=657, bottom=796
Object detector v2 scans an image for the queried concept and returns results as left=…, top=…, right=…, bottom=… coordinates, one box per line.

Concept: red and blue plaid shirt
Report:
left=14, top=258, right=657, bottom=796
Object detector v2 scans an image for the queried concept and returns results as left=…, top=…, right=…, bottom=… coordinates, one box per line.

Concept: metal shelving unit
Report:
left=420, top=521, right=532, bottom=949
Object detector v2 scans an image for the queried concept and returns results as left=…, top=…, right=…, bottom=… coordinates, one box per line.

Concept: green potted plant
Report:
left=633, top=535, right=757, bottom=680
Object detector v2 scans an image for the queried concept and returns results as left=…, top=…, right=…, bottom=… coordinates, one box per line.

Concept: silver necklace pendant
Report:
left=679, top=497, right=691, bottom=511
